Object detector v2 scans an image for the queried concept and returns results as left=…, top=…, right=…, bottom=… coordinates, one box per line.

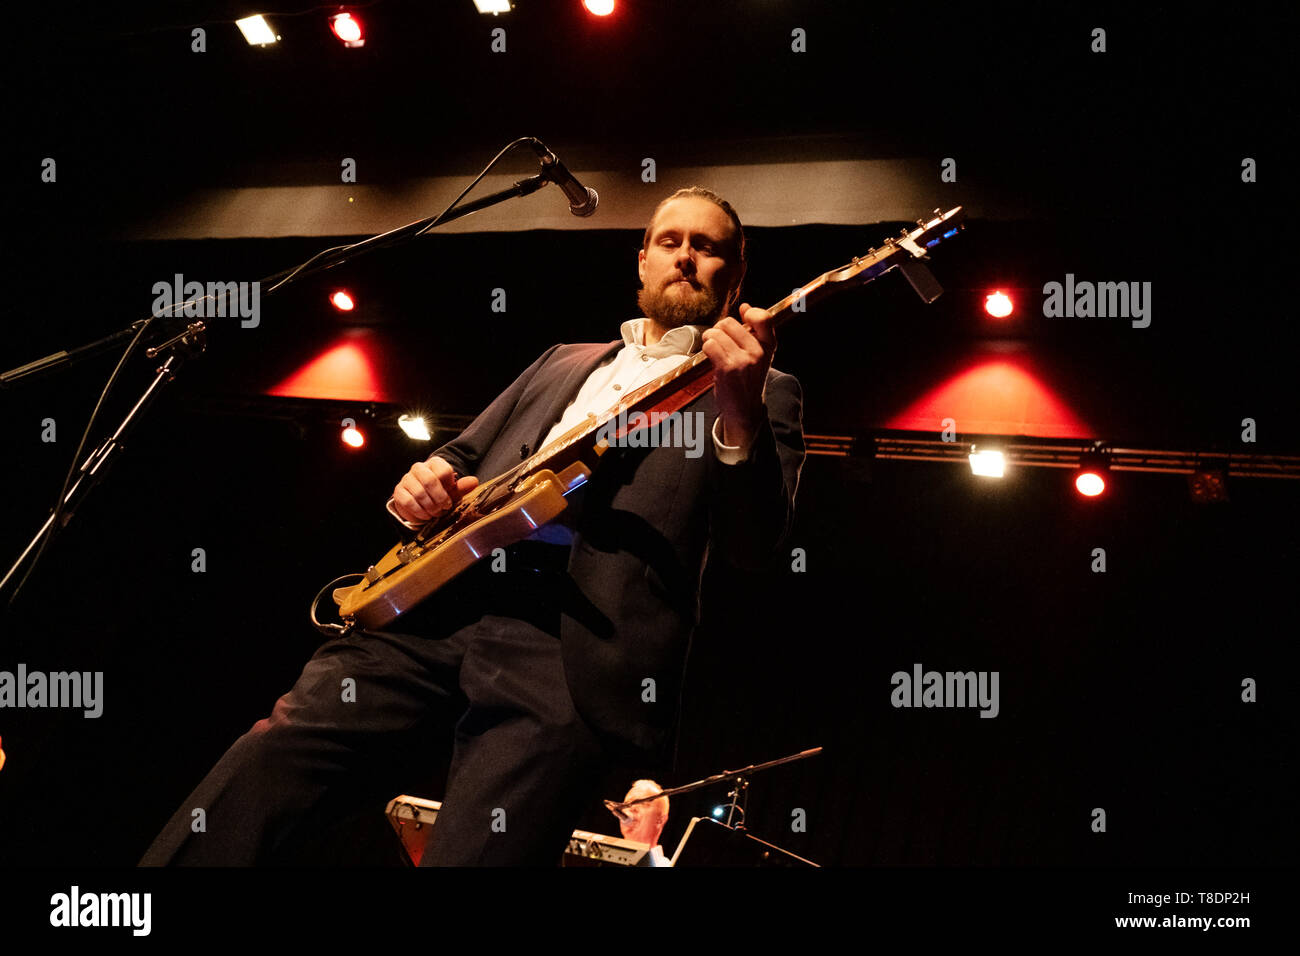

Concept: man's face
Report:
left=638, top=196, right=744, bottom=328
left=618, top=798, right=665, bottom=846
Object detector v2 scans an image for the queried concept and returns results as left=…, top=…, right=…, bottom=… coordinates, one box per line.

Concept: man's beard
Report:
left=637, top=279, right=725, bottom=329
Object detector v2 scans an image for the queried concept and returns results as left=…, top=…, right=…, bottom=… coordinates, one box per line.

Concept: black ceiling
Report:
left=12, top=2, right=1287, bottom=193
left=8, top=2, right=1295, bottom=445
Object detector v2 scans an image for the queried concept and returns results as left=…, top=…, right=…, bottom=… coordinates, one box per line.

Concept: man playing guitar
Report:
left=142, top=187, right=805, bottom=866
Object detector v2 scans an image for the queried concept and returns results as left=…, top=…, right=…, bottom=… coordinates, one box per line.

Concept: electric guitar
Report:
left=330, top=206, right=966, bottom=628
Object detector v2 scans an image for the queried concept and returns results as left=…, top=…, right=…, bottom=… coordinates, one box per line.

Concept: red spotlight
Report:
left=330, top=12, right=364, bottom=47
left=1074, top=448, right=1109, bottom=498
left=985, top=290, right=1013, bottom=318
left=584, top=0, right=615, bottom=15
left=331, top=290, right=355, bottom=311
left=886, top=357, right=1091, bottom=439
left=270, top=333, right=387, bottom=402
left=342, top=425, right=365, bottom=448
left=1075, top=470, right=1105, bottom=497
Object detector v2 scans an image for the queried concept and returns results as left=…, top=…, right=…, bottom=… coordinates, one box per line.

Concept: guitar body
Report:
left=333, top=464, right=585, bottom=629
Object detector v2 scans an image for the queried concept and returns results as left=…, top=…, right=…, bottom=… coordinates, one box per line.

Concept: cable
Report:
left=5, top=136, right=540, bottom=612
left=263, top=242, right=356, bottom=295
left=414, top=137, right=541, bottom=238
left=3, top=295, right=217, bottom=610
left=267, top=136, right=540, bottom=290
left=4, top=316, right=153, bottom=611
left=310, top=573, right=365, bottom=637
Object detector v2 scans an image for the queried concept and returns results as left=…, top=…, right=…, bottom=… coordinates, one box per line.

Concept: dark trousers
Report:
left=140, top=560, right=611, bottom=866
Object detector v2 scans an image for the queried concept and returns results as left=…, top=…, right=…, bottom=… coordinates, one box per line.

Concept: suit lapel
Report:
left=529, top=340, right=623, bottom=450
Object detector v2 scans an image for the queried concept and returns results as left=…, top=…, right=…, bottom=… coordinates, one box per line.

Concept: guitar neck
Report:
left=490, top=206, right=964, bottom=491
left=504, top=354, right=716, bottom=489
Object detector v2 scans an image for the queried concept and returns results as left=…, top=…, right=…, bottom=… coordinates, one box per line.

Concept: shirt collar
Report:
left=620, top=318, right=707, bottom=358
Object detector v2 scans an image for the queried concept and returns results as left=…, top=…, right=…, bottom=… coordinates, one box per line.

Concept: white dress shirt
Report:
left=386, top=318, right=754, bottom=531
left=536, top=318, right=752, bottom=462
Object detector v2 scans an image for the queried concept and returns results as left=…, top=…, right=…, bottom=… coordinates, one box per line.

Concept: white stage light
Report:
left=236, top=15, right=278, bottom=46
left=398, top=414, right=432, bottom=442
left=968, top=447, right=1006, bottom=478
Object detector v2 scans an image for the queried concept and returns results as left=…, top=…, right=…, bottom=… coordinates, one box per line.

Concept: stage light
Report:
left=1075, top=471, right=1105, bottom=496
left=330, top=290, right=355, bottom=311
left=584, top=0, right=615, bottom=15
left=985, top=290, right=1013, bottom=318
left=1188, top=469, right=1228, bottom=503
left=270, top=336, right=386, bottom=402
left=342, top=426, right=365, bottom=448
left=968, top=445, right=1006, bottom=478
left=330, top=12, right=364, bottom=47
left=1074, top=447, right=1109, bottom=498
left=473, top=0, right=512, bottom=13
left=398, top=414, right=431, bottom=442
left=236, top=15, right=278, bottom=46
left=887, top=358, right=1091, bottom=439
left=711, top=805, right=725, bottom=818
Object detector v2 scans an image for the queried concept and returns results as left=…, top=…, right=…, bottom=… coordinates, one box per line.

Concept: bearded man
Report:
left=142, top=186, right=804, bottom=866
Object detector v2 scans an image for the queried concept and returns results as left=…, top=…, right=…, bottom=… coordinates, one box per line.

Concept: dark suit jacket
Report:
left=426, top=339, right=805, bottom=755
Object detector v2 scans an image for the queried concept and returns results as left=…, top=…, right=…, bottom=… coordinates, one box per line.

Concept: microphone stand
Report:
left=604, top=746, right=822, bottom=860
left=603, top=749, right=816, bottom=832
left=1, top=155, right=557, bottom=609
left=606, top=746, right=823, bottom=817
left=257, top=173, right=552, bottom=294
left=1, top=323, right=208, bottom=598
left=1, top=320, right=152, bottom=390
left=2, top=174, right=551, bottom=391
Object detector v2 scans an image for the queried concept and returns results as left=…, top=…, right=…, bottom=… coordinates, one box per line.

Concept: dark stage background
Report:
left=1, top=1, right=1296, bottom=877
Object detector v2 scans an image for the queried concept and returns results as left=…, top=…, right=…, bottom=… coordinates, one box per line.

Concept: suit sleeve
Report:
left=384, top=343, right=563, bottom=525
left=423, top=343, right=564, bottom=478
left=707, top=369, right=805, bottom=570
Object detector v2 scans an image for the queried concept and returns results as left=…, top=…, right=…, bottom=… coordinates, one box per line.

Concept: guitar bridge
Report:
left=396, top=544, right=422, bottom=565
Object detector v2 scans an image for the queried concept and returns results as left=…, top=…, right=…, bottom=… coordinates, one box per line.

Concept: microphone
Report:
left=528, top=139, right=599, bottom=217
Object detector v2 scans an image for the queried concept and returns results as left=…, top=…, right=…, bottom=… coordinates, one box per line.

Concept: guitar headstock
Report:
left=767, top=206, right=967, bottom=321
left=823, top=205, right=966, bottom=286
left=906, top=205, right=966, bottom=253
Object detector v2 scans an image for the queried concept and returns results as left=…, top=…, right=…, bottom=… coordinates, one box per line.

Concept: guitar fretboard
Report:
left=441, top=206, right=964, bottom=515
